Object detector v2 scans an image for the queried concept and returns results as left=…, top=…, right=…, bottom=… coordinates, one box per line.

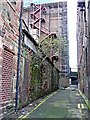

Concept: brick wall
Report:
left=2, top=47, right=14, bottom=101
left=0, top=38, right=3, bottom=118
left=77, top=1, right=90, bottom=97
left=87, top=1, right=90, bottom=100
left=0, top=0, right=20, bottom=117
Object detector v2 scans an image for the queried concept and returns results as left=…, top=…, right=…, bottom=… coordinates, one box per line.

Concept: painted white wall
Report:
left=24, top=35, right=37, bottom=53
left=30, top=29, right=39, bottom=43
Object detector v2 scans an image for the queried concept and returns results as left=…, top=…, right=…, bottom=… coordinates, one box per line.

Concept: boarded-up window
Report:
left=2, top=48, right=14, bottom=101
left=21, top=58, right=30, bottom=104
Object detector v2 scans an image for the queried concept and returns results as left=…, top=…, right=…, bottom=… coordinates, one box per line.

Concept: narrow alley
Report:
left=4, top=86, right=89, bottom=119
left=0, top=0, right=90, bottom=120
left=19, top=86, right=89, bottom=119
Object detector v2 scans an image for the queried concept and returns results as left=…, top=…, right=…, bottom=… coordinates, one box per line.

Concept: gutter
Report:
left=78, top=89, right=90, bottom=111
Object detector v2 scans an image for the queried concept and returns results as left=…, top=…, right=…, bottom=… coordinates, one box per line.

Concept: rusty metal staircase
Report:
left=30, top=3, right=57, bottom=37
left=30, top=3, right=57, bottom=61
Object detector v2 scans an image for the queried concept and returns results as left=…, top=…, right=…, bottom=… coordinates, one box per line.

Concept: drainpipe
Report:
left=15, top=0, right=23, bottom=113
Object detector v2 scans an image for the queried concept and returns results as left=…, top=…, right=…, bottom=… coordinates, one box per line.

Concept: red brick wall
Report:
left=1, top=48, right=14, bottom=102
left=0, top=0, right=21, bottom=116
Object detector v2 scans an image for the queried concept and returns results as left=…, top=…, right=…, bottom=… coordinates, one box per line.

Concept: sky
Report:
left=67, top=0, right=77, bottom=71
left=24, top=0, right=77, bottom=71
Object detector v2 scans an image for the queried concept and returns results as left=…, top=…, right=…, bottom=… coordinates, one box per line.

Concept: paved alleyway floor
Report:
left=3, top=86, right=89, bottom=119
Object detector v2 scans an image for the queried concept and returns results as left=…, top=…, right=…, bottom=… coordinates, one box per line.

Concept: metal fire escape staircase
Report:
left=30, top=3, right=57, bottom=37
left=30, top=3, right=57, bottom=61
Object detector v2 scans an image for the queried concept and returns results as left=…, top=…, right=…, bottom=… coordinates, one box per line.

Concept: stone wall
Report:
left=59, top=76, right=69, bottom=88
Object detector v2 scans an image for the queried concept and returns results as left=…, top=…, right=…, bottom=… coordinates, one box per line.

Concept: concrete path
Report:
left=17, top=86, right=89, bottom=119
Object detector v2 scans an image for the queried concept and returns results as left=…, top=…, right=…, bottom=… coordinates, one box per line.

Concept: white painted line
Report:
left=78, top=103, right=80, bottom=109
left=81, top=104, right=84, bottom=109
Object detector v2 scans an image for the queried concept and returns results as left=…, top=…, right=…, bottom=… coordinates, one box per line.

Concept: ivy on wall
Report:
left=19, top=36, right=60, bottom=108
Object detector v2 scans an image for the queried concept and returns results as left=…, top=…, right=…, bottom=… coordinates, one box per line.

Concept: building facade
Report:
left=0, top=1, right=60, bottom=118
left=77, top=0, right=90, bottom=99
left=87, top=0, right=90, bottom=100
left=23, top=1, right=69, bottom=87
left=0, top=0, right=21, bottom=118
